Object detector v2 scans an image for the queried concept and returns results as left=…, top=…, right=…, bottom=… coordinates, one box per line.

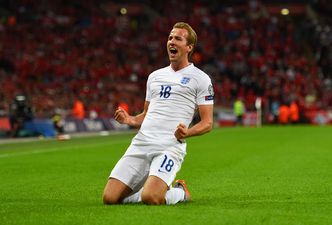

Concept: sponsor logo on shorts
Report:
left=158, top=169, right=167, bottom=173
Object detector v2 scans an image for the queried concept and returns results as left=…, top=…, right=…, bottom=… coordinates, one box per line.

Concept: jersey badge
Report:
left=205, top=95, right=214, bottom=101
left=208, top=84, right=214, bottom=96
left=205, top=84, right=214, bottom=101
left=180, top=77, right=191, bottom=84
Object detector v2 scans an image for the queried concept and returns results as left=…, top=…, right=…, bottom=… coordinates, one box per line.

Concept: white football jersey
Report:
left=130, top=63, right=214, bottom=156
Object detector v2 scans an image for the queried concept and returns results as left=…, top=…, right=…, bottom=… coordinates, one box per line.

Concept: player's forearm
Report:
left=127, top=112, right=146, bottom=128
left=186, top=120, right=213, bottom=138
left=126, top=101, right=149, bottom=127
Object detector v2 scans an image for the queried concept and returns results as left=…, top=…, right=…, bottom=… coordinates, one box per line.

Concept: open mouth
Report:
left=169, top=47, right=178, bottom=56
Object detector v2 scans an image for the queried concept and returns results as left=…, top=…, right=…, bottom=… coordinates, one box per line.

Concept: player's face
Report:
left=167, top=28, right=192, bottom=63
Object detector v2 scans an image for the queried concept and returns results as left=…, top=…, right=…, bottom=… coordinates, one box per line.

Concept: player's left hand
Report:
left=114, top=107, right=130, bottom=124
left=174, top=123, right=188, bottom=140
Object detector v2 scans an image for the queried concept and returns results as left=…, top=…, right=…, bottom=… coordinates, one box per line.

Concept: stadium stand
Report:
left=0, top=0, right=331, bottom=136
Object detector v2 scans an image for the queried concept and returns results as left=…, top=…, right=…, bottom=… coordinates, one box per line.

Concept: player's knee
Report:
left=141, top=192, right=165, bottom=205
left=103, top=192, right=121, bottom=205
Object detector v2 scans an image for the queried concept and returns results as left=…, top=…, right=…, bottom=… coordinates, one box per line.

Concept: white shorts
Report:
left=109, top=144, right=185, bottom=192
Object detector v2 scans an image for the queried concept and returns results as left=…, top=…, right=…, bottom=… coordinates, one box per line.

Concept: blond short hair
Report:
left=173, top=22, right=197, bottom=58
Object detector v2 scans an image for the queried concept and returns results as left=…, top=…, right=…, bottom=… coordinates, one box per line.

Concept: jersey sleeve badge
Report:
left=205, top=84, right=214, bottom=101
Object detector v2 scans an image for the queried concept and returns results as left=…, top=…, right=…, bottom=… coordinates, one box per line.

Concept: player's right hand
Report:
left=174, top=123, right=188, bottom=140
left=114, top=107, right=129, bottom=124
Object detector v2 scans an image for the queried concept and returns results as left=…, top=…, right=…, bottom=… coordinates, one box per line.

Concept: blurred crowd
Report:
left=0, top=0, right=331, bottom=123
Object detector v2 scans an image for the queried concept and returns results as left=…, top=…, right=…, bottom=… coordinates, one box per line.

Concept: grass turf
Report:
left=0, top=126, right=331, bottom=225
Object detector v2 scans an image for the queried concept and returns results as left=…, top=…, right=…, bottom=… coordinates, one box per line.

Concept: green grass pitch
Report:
left=0, top=126, right=331, bottom=225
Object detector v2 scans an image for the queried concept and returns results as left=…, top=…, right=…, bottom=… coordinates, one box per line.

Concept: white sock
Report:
left=165, top=187, right=185, bottom=205
left=122, top=189, right=142, bottom=204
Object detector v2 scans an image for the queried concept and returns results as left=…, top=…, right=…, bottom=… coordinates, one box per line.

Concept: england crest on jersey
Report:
left=180, top=77, right=190, bottom=84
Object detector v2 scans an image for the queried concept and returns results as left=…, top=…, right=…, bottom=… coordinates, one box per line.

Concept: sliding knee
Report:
left=103, top=192, right=122, bottom=205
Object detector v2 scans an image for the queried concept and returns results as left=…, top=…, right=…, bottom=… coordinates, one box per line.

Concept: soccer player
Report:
left=103, top=22, right=214, bottom=205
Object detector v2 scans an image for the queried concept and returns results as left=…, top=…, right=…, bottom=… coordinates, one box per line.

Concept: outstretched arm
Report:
left=174, top=104, right=213, bottom=140
left=114, top=101, right=150, bottom=128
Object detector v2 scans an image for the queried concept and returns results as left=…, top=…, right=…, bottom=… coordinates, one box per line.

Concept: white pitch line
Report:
left=0, top=139, right=129, bottom=159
